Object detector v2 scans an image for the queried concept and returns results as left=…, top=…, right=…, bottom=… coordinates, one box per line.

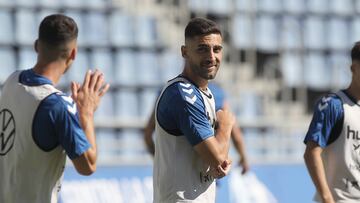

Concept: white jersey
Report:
left=153, top=77, right=217, bottom=203
left=315, top=91, right=360, bottom=202
left=0, top=71, right=66, bottom=203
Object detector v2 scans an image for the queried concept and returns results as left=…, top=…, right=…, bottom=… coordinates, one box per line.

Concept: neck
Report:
left=32, top=60, right=65, bottom=85
left=346, top=82, right=360, bottom=102
left=182, top=66, right=208, bottom=91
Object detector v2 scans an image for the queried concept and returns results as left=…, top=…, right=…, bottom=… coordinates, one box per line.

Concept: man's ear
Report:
left=34, top=40, right=39, bottom=53
left=66, top=47, right=77, bottom=66
left=181, top=45, right=187, bottom=58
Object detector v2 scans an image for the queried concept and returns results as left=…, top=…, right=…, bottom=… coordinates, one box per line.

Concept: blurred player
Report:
left=0, top=14, right=109, bottom=203
left=304, top=42, right=360, bottom=203
left=144, top=81, right=250, bottom=174
left=153, top=17, right=235, bottom=202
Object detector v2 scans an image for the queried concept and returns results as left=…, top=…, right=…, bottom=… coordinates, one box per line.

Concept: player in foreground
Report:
left=304, top=42, right=360, bottom=203
left=144, top=81, right=250, bottom=174
left=0, top=14, right=109, bottom=203
left=153, top=17, right=235, bottom=202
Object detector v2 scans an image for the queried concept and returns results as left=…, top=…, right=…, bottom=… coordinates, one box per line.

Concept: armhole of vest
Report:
left=156, top=84, right=183, bottom=136
left=32, top=92, right=60, bottom=152
left=326, top=98, right=344, bottom=146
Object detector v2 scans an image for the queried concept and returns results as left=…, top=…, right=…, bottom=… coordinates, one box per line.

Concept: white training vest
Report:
left=153, top=77, right=217, bottom=203
left=0, top=71, right=66, bottom=203
left=315, top=91, right=360, bottom=203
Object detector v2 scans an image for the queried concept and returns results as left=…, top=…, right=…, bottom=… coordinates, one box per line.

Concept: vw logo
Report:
left=0, top=109, right=15, bottom=155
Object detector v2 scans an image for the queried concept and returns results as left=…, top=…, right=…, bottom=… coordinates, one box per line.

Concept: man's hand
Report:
left=71, top=69, right=110, bottom=119
left=211, top=159, right=232, bottom=179
left=239, top=158, right=250, bottom=174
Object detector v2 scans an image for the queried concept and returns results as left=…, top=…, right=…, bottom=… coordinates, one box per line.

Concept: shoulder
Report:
left=161, top=81, right=203, bottom=107
left=40, top=93, right=77, bottom=116
left=314, top=93, right=343, bottom=114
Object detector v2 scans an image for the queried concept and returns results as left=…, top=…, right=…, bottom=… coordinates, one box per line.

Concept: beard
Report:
left=190, top=62, right=220, bottom=80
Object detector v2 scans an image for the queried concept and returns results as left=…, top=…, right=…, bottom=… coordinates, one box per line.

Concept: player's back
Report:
left=0, top=71, right=66, bottom=203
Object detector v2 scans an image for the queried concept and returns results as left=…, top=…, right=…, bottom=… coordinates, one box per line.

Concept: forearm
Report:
left=79, top=114, right=97, bottom=165
left=213, top=125, right=232, bottom=164
left=231, top=124, right=247, bottom=161
left=304, top=151, right=334, bottom=202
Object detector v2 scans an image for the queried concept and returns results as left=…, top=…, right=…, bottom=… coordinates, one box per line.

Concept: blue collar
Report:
left=19, top=69, right=53, bottom=86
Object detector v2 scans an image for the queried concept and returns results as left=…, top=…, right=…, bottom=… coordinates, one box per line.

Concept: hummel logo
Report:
left=67, top=104, right=77, bottom=115
left=354, top=144, right=360, bottom=151
left=185, top=95, right=197, bottom=105
left=61, top=95, right=74, bottom=104
left=318, top=97, right=331, bottom=111
left=180, top=83, right=191, bottom=88
left=61, top=96, right=77, bottom=115
left=182, top=88, right=193, bottom=95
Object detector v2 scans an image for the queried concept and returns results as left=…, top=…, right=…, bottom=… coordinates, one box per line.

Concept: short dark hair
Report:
left=38, top=14, right=78, bottom=46
left=351, top=41, right=360, bottom=61
left=184, top=17, right=222, bottom=39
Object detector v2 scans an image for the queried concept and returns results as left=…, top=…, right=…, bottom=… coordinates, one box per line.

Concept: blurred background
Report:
left=0, top=0, right=357, bottom=202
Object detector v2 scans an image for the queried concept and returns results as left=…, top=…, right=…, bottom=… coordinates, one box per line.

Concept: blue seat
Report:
left=0, top=48, right=16, bottom=83
left=109, top=12, right=134, bottom=47
left=304, top=52, right=331, bottom=90
left=38, top=0, right=61, bottom=8
left=328, top=0, right=353, bottom=16
left=0, top=9, right=14, bottom=44
left=64, top=10, right=86, bottom=46
left=283, top=0, right=305, bottom=14
left=256, top=0, right=282, bottom=13
left=208, top=0, right=231, bottom=15
left=114, top=50, right=137, bottom=85
left=326, top=17, right=350, bottom=50
left=18, top=47, right=37, bottom=70
left=304, top=16, right=326, bottom=50
left=15, top=0, right=37, bottom=7
left=15, top=9, right=37, bottom=45
left=255, top=15, right=279, bottom=51
left=139, top=89, right=158, bottom=119
left=280, top=16, right=302, bottom=50
left=67, top=50, right=89, bottom=83
left=329, top=52, right=351, bottom=88
left=84, top=12, right=108, bottom=46
left=63, top=0, right=84, bottom=8
left=95, top=93, right=114, bottom=118
left=135, top=51, right=159, bottom=85
left=232, top=14, right=254, bottom=49
left=115, top=90, right=138, bottom=118
left=188, top=0, right=208, bottom=13
left=306, top=0, right=329, bottom=14
left=234, top=0, right=255, bottom=12
left=90, top=49, right=114, bottom=83
left=86, top=0, right=108, bottom=9
left=280, top=52, right=303, bottom=88
left=350, top=18, right=360, bottom=47
left=0, top=0, right=13, bottom=7
left=134, top=15, right=157, bottom=48
left=159, top=51, right=183, bottom=82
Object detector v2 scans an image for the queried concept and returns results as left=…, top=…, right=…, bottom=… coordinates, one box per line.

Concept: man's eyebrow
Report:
left=197, top=44, right=223, bottom=48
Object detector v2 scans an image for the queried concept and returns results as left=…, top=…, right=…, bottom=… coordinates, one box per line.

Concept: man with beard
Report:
left=153, top=17, right=235, bottom=203
left=0, top=14, right=109, bottom=203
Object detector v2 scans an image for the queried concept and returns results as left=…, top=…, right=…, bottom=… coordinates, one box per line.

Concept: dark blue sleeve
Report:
left=157, top=83, right=214, bottom=146
left=304, top=95, right=343, bottom=148
left=33, top=93, right=91, bottom=159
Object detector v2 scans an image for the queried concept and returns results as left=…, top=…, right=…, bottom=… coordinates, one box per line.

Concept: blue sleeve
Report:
left=304, top=95, right=343, bottom=148
left=34, top=93, right=91, bottom=159
left=157, top=83, right=214, bottom=146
